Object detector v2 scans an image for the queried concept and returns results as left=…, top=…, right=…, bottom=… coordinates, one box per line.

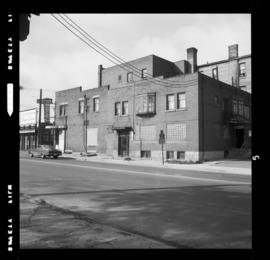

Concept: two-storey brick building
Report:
left=55, top=45, right=251, bottom=162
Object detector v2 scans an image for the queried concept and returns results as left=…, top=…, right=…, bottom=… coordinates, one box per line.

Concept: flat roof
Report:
left=198, top=54, right=251, bottom=68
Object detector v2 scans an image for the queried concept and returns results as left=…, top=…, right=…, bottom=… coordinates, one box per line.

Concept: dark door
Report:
left=235, top=128, right=244, bottom=148
left=118, top=133, right=129, bottom=157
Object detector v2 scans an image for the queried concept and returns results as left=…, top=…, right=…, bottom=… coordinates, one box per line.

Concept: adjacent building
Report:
left=55, top=45, right=251, bottom=162
left=198, top=44, right=251, bottom=93
left=19, top=98, right=56, bottom=150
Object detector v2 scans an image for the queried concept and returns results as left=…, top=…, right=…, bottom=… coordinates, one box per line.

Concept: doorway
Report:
left=235, top=128, right=244, bottom=148
left=118, top=130, right=129, bottom=157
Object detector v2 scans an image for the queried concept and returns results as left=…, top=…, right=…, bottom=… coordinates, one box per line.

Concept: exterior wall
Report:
left=198, top=55, right=251, bottom=93
left=55, top=73, right=201, bottom=160
left=198, top=73, right=251, bottom=160
left=100, top=55, right=180, bottom=90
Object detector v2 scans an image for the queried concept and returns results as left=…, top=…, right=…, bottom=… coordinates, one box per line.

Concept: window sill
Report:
left=165, top=109, right=176, bottom=112
left=176, top=108, right=187, bottom=111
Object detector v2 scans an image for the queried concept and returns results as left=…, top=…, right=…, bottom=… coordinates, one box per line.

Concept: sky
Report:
left=20, top=13, right=251, bottom=110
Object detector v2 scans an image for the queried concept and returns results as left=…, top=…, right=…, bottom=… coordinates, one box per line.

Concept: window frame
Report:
left=141, top=150, right=151, bottom=158
left=212, top=67, right=218, bottom=80
left=59, top=104, right=67, bottom=116
left=166, top=151, right=174, bottom=160
left=122, top=101, right=129, bottom=115
left=177, top=92, right=186, bottom=109
left=166, top=94, right=175, bottom=111
left=118, top=74, right=122, bottom=82
left=93, top=97, right=100, bottom=112
left=115, top=102, right=121, bottom=116
left=177, top=151, right=185, bottom=160
left=127, top=72, right=133, bottom=82
left=78, top=100, right=84, bottom=114
left=239, top=62, right=246, bottom=77
left=141, top=68, right=147, bottom=79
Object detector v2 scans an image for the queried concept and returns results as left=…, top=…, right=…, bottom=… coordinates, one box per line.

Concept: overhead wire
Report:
left=50, top=14, right=198, bottom=88
left=60, top=13, right=194, bottom=85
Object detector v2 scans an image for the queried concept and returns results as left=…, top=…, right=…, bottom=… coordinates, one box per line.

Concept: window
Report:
left=166, top=94, right=175, bottom=110
left=166, top=151, right=174, bottom=160
left=135, top=93, right=156, bottom=115
left=78, top=100, right=84, bottom=114
left=239, top=63, right=246, bottom=77
left=59, top=105, right=67, bottom=116
left=177, top=92, right=186, bottom=109
left=233, top=100, right=238, bottom=114
left=127, top=72, right=133, bottom=82
left=115, top=102, right=121, bottom=116
left=167, top=123, right=186, bottom=141
left=238, top=100, right=244, bottom=116
left=212, top=67, right=218, bottom=80
left=122, top=101, right=128, bottom=115
left=139, top=125, right=156, bottom=141
left=142, top=68, right=147, bottom=78
left=244, top=105, right=250, bottom=119
left=118, top=75, right=122, bottom=82
left=222, top=98, right=229, bottom=111
left=141, top=150, right=151, bottom=158
left=177, top=151, right=185, bottom=160
left=93, top=97, right=99, bottom=112
left=233, top=99, right=244, bottom=116
left=214, top=96, right=219, bottom=105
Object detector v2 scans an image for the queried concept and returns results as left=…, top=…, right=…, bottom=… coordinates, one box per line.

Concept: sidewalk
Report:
left=20, top=193, right=173, bottom=248
left=61, top=152, right=251, bottom=176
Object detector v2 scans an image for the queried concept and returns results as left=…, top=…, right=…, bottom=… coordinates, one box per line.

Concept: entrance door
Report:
left=235, top=128, right=244, bottom=148
left=118, top=132, right=129, bottom=157
left=58, top=130, right=65, bottom=152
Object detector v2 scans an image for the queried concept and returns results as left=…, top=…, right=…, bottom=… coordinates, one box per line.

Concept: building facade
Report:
left=198, top=44, right=251, bottom=93
left=20, top=98, right=56, bottom=150
left=55, top=45, right=251, bottom=162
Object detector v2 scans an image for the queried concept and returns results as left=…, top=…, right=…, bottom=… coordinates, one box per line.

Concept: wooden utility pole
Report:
left=84, top=94, right=88, bottom=153
left=38, top=88, right=42, bottom=146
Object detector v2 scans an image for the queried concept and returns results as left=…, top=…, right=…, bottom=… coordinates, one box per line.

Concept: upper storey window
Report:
left=127, top=72, right=133, bottom=82
left=212, top=67, right=218, bottom=80
left=239, top=63, right=246, bottom=77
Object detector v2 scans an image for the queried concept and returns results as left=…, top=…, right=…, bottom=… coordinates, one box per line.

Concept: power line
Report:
left=61, top=13, right=190, bottom=85
left=51, top=14, right=198, bottom=88
left=58, top=13, right=198, bottom=87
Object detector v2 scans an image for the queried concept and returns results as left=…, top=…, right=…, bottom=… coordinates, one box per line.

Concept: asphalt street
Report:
left=20, top=157, right=251, bottom=248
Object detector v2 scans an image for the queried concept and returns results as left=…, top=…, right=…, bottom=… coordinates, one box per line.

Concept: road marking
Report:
left=20, top=159, right=251, bottom=185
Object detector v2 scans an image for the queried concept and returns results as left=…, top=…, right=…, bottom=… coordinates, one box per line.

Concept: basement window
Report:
left=166, top=151, right=174, bottom=160
left=141, top=150, right=151, bottom=158
left=177, top=151, right=185, bottom=160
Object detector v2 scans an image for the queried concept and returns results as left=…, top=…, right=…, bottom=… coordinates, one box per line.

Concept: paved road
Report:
left=20, top=157, right=251, bottom=248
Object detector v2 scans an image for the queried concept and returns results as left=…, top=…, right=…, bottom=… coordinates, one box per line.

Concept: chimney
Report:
left=228, top=44, right=238, bottom=60
left=187, top=47, right=198, bottom=73
left=98, top=64, right=103, bottom=87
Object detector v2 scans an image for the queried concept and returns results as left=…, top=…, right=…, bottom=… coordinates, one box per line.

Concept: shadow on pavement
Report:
left=32, top=184, right=251, bottom=248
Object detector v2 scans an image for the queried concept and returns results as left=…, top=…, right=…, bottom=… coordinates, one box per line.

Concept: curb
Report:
left=61, top=155, right=251, bottom=176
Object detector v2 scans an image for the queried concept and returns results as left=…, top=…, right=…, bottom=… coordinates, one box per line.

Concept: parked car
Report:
left=28, top=145, right=62, bottom=159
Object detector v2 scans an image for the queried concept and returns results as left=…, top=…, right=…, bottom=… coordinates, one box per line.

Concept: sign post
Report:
left=159, top=130, right=165, bottom=165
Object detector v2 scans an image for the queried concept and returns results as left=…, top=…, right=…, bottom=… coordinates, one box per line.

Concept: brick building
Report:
left=198, top=44, right=251, bottom=93
left=55, top=45, right=251, bottom=162
left=20, top=98, right=56, bottom=150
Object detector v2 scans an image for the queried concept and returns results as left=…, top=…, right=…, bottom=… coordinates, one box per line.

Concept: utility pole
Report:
left=84, top=94, right=88, bottom=153
left=38, top=88, right=42, bottom=146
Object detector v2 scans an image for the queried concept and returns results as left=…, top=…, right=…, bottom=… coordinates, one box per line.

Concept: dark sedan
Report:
left=29, top=145, right=62, bottom=159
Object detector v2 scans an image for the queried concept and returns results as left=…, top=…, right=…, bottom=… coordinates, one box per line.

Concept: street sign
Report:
left=159, top=130, right=165, bottom=144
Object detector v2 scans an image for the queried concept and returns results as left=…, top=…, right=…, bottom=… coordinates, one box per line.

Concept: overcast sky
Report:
left=20, top=13, right=251, bottom=110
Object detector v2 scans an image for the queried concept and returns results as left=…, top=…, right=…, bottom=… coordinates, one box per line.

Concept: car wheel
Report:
left=41, top=154, right=46, bottom=159
left=29, top=153, right=34, bottom=158
left=53, top=155, right=58, bottom=159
